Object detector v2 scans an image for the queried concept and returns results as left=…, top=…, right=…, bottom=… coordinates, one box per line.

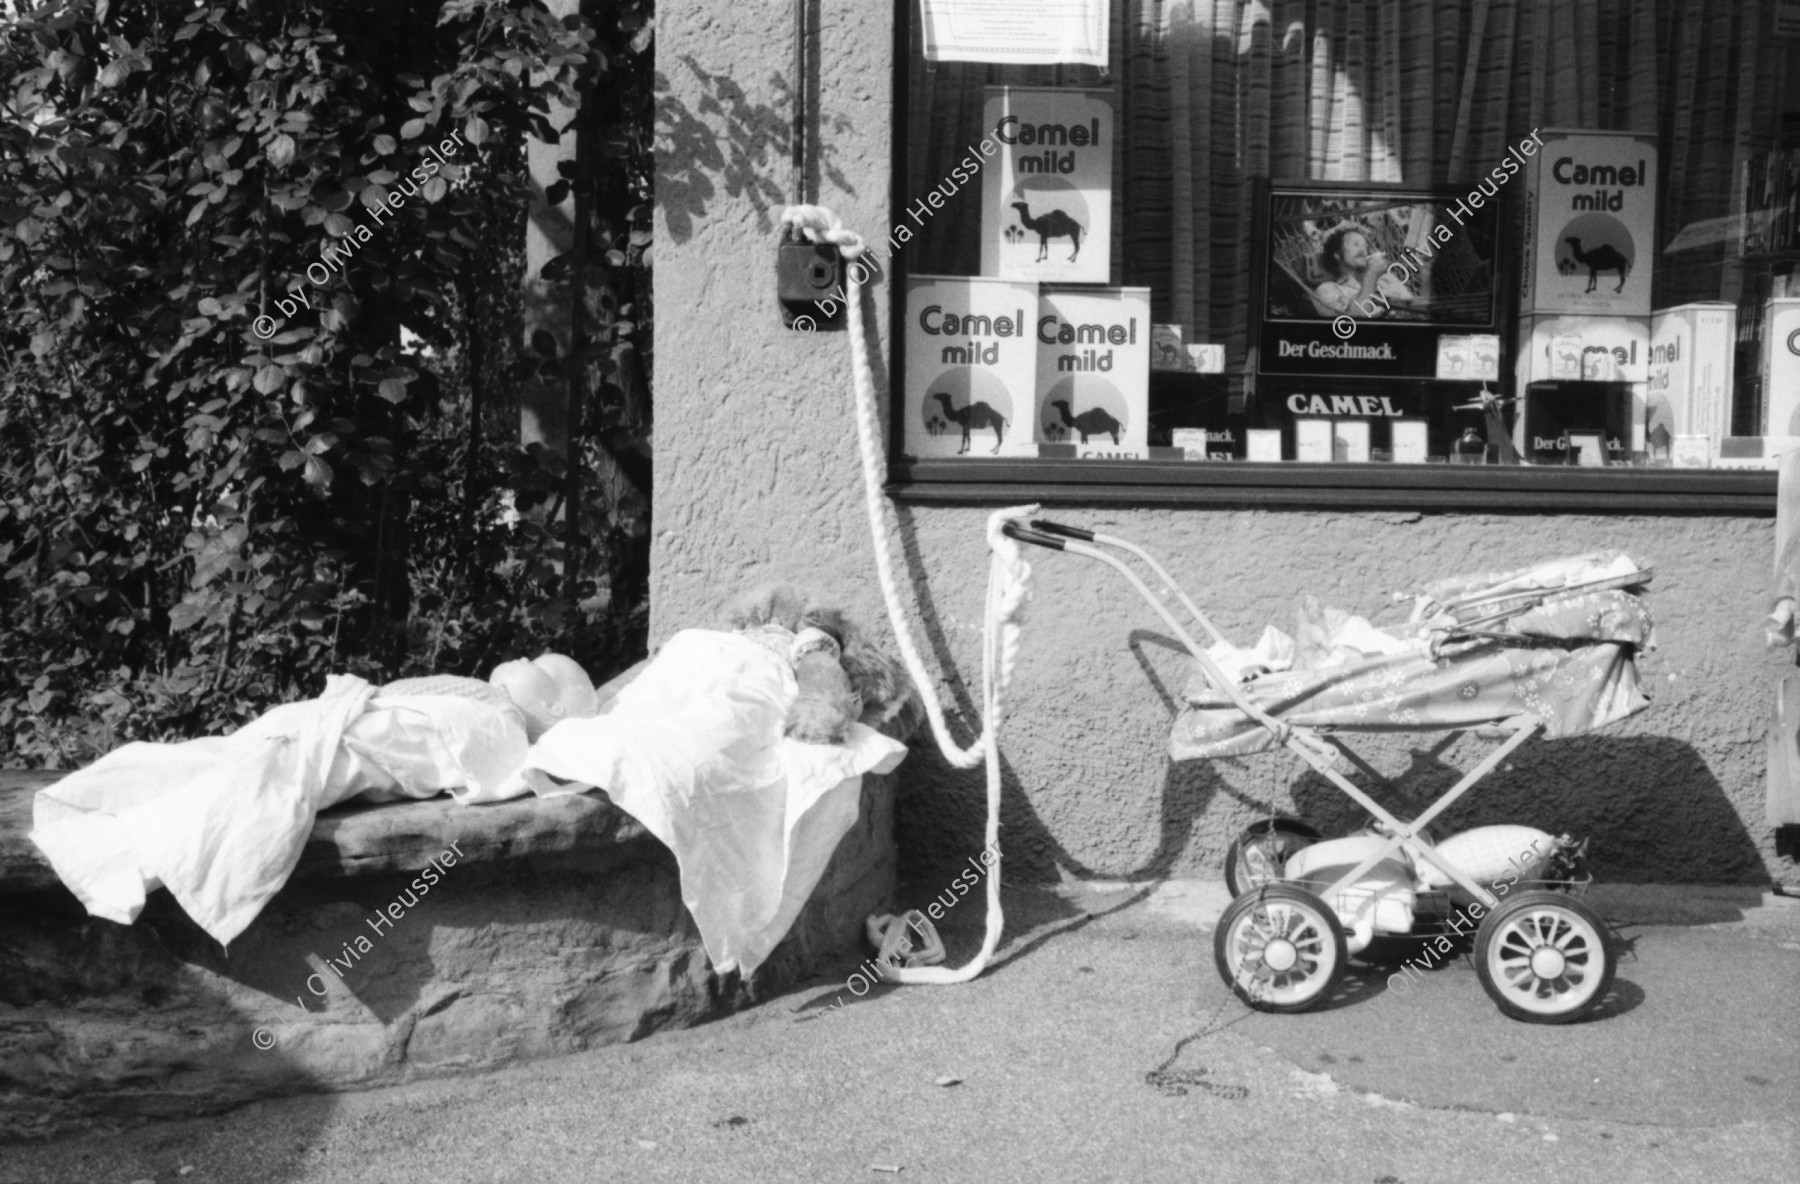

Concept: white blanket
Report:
left=511, top=630, right=908, bottom=976
left=31, top=676, right=532, bottom=947
left=31, top=631, right=907, bottom=974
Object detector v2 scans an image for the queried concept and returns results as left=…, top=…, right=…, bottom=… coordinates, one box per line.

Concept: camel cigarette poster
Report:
left=1034, top=286, right=1149, bottom=458
left=920, top=0, right=1110, bottom=67
left=980, top=87, right=1113, bottom=284
left=903, top=275, right=1038, bottom=459
left=1521, top=130, right=1657, bottom=317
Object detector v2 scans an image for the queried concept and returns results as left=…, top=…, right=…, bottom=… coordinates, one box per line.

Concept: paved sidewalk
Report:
left=4, top=879, right=1796, bottom=1184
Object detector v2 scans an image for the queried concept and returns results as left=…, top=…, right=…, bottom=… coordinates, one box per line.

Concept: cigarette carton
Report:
left=904, top=275, right=1039, bottom=459
left=1647, top=302, right=1735, bottom=455
left=1034, top=286, right=1151, bottom=458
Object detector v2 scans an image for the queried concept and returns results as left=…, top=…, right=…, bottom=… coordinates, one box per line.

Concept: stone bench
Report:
left=0, top=675, right=906, bottom=1142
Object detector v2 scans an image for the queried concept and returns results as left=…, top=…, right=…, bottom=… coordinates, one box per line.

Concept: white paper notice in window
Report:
left=920, top=0, right=1110, bottom=67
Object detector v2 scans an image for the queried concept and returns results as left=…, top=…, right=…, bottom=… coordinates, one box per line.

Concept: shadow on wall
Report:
left=656, top=55, right=856, bottom=245
left=889, top=605, right=1768, bottom=888
left=1285, top=732, right=1770, bottom=885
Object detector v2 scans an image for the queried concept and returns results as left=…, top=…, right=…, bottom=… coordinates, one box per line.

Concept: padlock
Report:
left=776, top=229, right=846, bottom=330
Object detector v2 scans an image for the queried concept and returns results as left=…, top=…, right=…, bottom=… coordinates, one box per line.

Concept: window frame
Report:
left=881, top=2, right=1776, bottom=515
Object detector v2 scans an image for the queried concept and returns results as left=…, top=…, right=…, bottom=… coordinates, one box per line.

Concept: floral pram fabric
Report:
left=1169, top=554, right=1654, bottom=760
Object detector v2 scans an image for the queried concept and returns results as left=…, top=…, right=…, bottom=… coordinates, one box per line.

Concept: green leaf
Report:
left=372, top=134, right=397, bottom=155
left=400, top=118, right=428, bottom=140
left=253, top=365, right=285, bottom=395
left=168, top=603, right=206, bottom=632
left=464, top=115, right=489, bottom=146
left=376, top=378, right=409, bottom=403
left=267, top=134, right=296, bottom=169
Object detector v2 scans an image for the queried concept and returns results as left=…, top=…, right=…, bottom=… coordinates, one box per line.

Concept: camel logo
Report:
left=1552, top=214, right=1634, bottom=297
left=1039, top=375, right=1130, bottom=451
left=918, top=367, right=1015, bottom=457
left=1009, top=189, right=1082, bottom=263
left=929, top=391, right=1008, bottom=454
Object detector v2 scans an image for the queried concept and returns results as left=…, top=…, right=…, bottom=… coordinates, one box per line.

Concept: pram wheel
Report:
left=1214, top=884, right=1347, bottom=1013
left=1474, top=890, right=1616, bottom=1024
left=1223, top=818, right=1322, bottom=895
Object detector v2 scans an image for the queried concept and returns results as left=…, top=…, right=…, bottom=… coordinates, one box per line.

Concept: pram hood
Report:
left=1170, top=553, right=1654, bottom=760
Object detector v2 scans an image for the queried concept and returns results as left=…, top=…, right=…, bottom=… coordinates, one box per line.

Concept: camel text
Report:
left=994, top=116, right=1102, bottom=148
left=1285, top=394, right=1405, bottom=417
left=919, top=307, right=1027, bottom=337
left=1038, top=316, right=1137, bottom=345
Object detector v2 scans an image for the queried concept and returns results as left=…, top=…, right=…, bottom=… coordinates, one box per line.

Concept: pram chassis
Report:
left=1004, top=519, right=1621, bottom=1024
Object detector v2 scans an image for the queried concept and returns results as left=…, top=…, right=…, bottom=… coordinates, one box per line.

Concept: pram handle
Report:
left=1000, top=522, right=1067, bottom=550
left=1027, top=518, right=1095, bottom=543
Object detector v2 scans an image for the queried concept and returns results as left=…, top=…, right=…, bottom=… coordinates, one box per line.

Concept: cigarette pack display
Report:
left=1434, top=335, right=1500, bottom=382
left=1761, top=299, right=1800, bottom=438
left=1647, top=303, right=1735, bottom=455
left=1713, top=436, right=1800, bottom=470
left=1515, top=314, right=1649, bottom=387
left=1295, top=418, right=1332, bottom=462
left=1152, top=325, right=1188, bottom=371
left=1391, top=420, right=1430, bottom=463
left=1671, top=435, right=1712, bottom=467
left=904, top=275, right=1039, bottom=459
left=1333, top=420, right=1372, bottom=462
left=1512, top=380, right=1633, bottom=464
left=1188, top=344, right=1226, bottom=373
left=981, top=87, right=1114, bottom=284
left=1520, top=130, right=1657, bottom=317
left=1034, top=286, right=1151, bottom=457
left=1246, top=429, right=1283, bottom=462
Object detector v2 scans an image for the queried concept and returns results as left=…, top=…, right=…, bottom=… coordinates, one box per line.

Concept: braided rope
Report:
left=781, top=204, right=1031, bottom=984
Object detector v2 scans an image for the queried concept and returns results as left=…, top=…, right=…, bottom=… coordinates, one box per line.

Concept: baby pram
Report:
left=1002, top=519, right=1655, bottom=1024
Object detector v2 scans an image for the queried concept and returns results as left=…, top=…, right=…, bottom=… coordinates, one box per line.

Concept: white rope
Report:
left=782, top=204, right=1030, bottom=984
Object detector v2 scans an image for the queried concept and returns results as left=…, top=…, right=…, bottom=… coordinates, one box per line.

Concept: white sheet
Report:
left=30, top=633, right=909, bottom=975
left=512, top=630, right=907, bottom=975
left=29, top=676, right=532, bottom=947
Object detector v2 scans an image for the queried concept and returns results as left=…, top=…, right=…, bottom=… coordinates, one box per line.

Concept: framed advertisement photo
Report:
left=1253, top=180, right=1503, bottom=382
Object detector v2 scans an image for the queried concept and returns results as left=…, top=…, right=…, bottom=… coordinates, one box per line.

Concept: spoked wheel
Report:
left=1474, top=890, right=1616, bottom=1024
left=1223, top=818, right=1322, bottom=895
left=1213, top=884, right=1347, bottom=1013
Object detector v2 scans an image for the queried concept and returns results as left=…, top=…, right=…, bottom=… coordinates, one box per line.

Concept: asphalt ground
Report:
left=4, top=879, right=1796, bottom=1184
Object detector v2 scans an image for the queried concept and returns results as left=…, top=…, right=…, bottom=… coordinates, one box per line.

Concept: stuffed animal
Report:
left=726, top=585, right=919, bottom=745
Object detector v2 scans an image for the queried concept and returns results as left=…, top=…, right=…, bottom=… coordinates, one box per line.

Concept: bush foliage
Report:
left=0, top=0, right=653, bottom=766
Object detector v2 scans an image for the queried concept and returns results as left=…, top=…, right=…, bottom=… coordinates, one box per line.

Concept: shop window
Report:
left=886, top=0, right=1797, bottom=510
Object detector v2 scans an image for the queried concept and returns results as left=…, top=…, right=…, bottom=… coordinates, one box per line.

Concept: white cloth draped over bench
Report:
left=30, top=630, right=906, bottom=976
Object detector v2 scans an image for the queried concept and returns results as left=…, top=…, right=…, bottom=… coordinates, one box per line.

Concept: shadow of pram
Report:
left=1279, top=731, right=1769, bottom=892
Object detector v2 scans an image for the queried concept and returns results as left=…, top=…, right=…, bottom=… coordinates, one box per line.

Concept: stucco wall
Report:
left=655, top=3, right=1789, bottom=888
